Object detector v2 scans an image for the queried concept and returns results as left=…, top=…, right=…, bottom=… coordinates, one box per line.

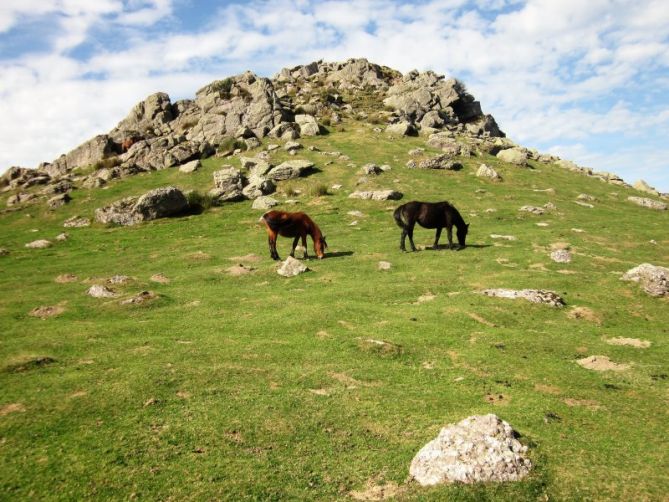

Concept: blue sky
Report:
left=1, top=0, right=668, bottom=192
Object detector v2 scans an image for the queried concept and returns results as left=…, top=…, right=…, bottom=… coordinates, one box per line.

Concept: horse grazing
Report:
left=393, top=200, right=469, bottom=251
left=260, top=210, right=328, bottom=260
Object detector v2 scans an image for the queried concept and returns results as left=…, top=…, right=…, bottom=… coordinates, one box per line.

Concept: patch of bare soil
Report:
left=606, top=337, right=651, bottom=348
left=485, top=393, right=510, bottom=406
left=349, top=479, right=404, bottom=501
left=577, top=355, right=630, bottom=371
left=329, top=372, right=379, bottom=389
left=308, top=388, right=330, bottom=396
left=0, top=403, right=26, bottom=416
left=29, top=305, right=65, bottom=319
left=226, top=264, right=256, bottom=276
left=534, top=384, right=562, bottom=395
left=4, top=356, right=56, bottom=373
left=467, top=312, right=496, bottom=327
left=414, top=292, right=436, bottom=304
left=54, top=274, right=78, bottom=283
left=150, top=273, right=170, bottom=284
left=186, top=251, right=211, bottom=260
left=228, top=253, right=262, bottom=263
left=564, top=398, right=602, bottom=410
left=567, top=306, right=602, bottom=324
left=69, top=390, right=88, bottom=399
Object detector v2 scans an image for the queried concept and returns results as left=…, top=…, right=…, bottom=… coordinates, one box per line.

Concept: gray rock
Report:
left=212, top=167, right=246, bottom=202
left=627, top=196, right=667, bottom=210
left=426, top=132, right=459, bottom=151
left=361, top=163, right=382, bottom=175
left=284, top=141, right=303, bottom=152
left=349, top=190, right=403, bottom=201
left=95, top=186, right=187, bottom=226
left=87, top=285, right=117, bottom=298
left=55, top=232, right=69, bottom=242
left=266, top=160, right=314, bottom=181
left=242, top=175, right=276, bottom=199
left=496, top=147, right=528, bottom=166
left=295, top=114, right=320, bottom=136
left=480, top=288, right=565, bottom=307
left=25, top=239, right=52, bottom=249
left=244, top=137, right=261, bottom=149
left=63, top=215, right=91, bottom=228
left=519, top=206, right=545, bottom=215
left=240, top=157, right=272, bottom=177
left=47, top=193, right=71, bottom=209
left=252, top=196, right=279, bottom=210
left=418, top=154, right=462, bottom=170
left=550, top=249, right=572, bottom=263
left=277, top=256, right=309, bottom=277
left=385, top=121, right=415, bottom=137
left=6, top=192, right=37, bottom=207
left=621, top=263, right=669, bottom=297
left=476, top=164, right=502, bottom=181
left=410, top=414, right=531, bottom=486
left=269, top=122, right=301, bottom=141
left=178, top=159, right=201, bottom=173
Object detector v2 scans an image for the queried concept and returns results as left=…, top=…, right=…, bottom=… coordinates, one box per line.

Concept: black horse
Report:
left=393, top=201, right=469, bottom=251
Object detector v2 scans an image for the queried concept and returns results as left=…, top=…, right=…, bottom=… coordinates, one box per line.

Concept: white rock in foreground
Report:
left=621, top=263, right=669, bottom=297
left=410, top=414, right=532, bottom=486
left=277, top=256, right=309, bottom=277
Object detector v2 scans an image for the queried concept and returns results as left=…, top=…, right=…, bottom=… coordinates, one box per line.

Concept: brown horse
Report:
left=394, top=200, right=469, bottom=251
left=260, top=210, right=328, bottom=260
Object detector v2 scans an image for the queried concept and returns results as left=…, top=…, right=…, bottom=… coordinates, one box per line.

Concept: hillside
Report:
left=1, top=59, right=668, bottom=501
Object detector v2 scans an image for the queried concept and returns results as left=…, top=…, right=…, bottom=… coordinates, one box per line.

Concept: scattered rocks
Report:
left=25, top=239, right=52, bottom=249
left=627, top=196, right=667, bottom=210
left=87, top=285, right=116, bottom=298
left=550, top=249, right=572, bottom=263
left=277, top=256, right=309, bottom=277
left=621, top=263, right=669, bottom=297
left=606, top=337, right=651, bottom=348
left=95, top=186, right=188, bottom=226
left=409, top=414, right=532, bottom=486
left=577, top=355, right=630, bottom=372
left=480, top=289, right=565, bottom=307
left=251, top=196, right=279, bottom=210
left=349, top=190, right=403, bottom=201
left=29, top=305, right=65, bottom=319
left=178, top=159, right=201, bottom=173
left=63, top=215, right=91, bottom=228
left=476, top=164, right=502, bottom=181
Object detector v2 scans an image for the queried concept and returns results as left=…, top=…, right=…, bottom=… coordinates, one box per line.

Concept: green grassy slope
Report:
left=1, top=122, right=668, bottom=501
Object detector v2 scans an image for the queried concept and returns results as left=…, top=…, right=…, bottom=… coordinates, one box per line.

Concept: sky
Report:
left=1, top=0, right=668, bottom=192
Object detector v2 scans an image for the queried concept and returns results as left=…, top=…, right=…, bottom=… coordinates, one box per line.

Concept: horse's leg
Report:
left=433, top=227, right=442, bottom=249
left=407, top=222, right=417, bottom=252
left=446, top=225, right=453, bottom=249
left=290, top=236, right=299, bottom=258
left=268, top=234, right=279, bottom=260
left=400, top=226, right=408, bottom=252
left=302, top=234, right=309, bottom=259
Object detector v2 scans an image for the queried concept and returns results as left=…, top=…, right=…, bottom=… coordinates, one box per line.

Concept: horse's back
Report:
left=262, top=210, right=311, bottom=236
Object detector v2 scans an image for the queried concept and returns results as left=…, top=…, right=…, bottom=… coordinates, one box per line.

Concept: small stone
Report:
left=25, top=239, right=52, bottom=249
left=87, top=285, right=116, bottom=298
left=277, top=256, right=309, bottom=277
left=476, top=164, right=502, bottom=181
left=55, top=232, right=69, bottom=241
left=378, top=261, right=392, bottom=271
left=550, top=249, right=572, bottom=263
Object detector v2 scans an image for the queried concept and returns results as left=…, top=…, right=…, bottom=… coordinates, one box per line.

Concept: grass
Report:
left=0, top=120, right=668, bottom=500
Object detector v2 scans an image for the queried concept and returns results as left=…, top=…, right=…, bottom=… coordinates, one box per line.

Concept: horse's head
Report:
left=457, top=223, right=469, bottom=249
left=316, top=235, right=328, bottom=259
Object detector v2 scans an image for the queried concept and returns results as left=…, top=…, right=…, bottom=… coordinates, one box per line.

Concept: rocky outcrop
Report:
left=95, top=186, right=188, bottom=226
left=410, top=414, right=531, bottom=486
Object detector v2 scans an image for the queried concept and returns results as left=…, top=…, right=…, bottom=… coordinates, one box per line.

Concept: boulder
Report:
left=252, top=196, right=279, bottom=210
left=633, top=180, right=659, bottom=196
left=361, top=163, right=382, bottom=175
left=621, top=263, right=669, bottom=297
left=63, top=215, right=91, bottom=228
left=240, top=157, right=272, bottom=177
left=295, top=114, right=320, bottom=136
left=212, top=167, right=246, bottom=202
left=496, top=147, right=528, bottom=166
left=95, top=186, right=187, bottom=226
left=242, top=175, right=276, bottom=199
left=476, top=164, right=502, bottom=181
left=25, top=239, right=52, bottom=249
left=277, top=256, right=309, bottom=277
left=87, top=285, right=116, bottom=298
left=385, top=121, right=416, bottom=137
left=627, top=196, right=667, bottom=210
left=266, top=160, right=314, bottom=181
left=47, top=193, right=71, bottom=209
left=418, top=154, right=462, bottom=170
left=349, top=190, right=403, bottom=201
left=268, top=122, right=300, bottom=141
left=178, top=159, right=201, bottom=173
left=480, top=288, right=565, bottom=307
left=410, top=414, right=531, bottom=486
left=284, top=141, right=303, bottom=152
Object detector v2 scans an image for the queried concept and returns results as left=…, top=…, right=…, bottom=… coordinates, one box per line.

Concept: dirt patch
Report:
left=0, top=403, right=26, bottom=416
left=567, top=306, right=602, bottom=324
left=564, top=398, right=602, bottom=410
left=606, top=337, right=651, bottom=348
left=176, top=390, right=191, bottom=399
left=187, top=251, right=211, bottom=260
left=150, top=273, right=170, bottom=284
left=528, top=263, right=550, bottom=272
left=485, top=393, right=510, bottom=406
left=359, top=339, right=403, bottom=357
left=467, top=312, right=496, bottom=327
left=577, top=355, right=630, bottom=372
left=349, top=479, right=404, bottom=501
left=315, top=330, right=330, bottom=339
left=414, top=292, right=436, bottom=304
left=69, top=390, right=88, bottom=399
left=329, top=372, right=379, bottom=389
left=226, top=264, right=256, bottom=276
left=29, top=305, right=65, bottom=319
left=308, top=388, right=330, bottom=396
left=55, top=274, right=78, bottom=283
left=228, top=253, right=262, bottom=263
left=3, top=356, right=56, bottom=373
left=535, top=384, right=562, bottom=395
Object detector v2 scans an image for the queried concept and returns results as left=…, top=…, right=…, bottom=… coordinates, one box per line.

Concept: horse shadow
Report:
left=422, top=243, right=493, bottom=251
left=325, top=250, right=354, bottom=259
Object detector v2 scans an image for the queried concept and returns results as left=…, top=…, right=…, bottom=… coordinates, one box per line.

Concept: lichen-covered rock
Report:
left=349, top=190, right=403, bottom=201
left=87, top=285, right=116, bottom=298
left=63, top=215, right=91, bottom=228
left=480, top=288, right=565, bottom=307
left=627, top=196, right=667, bottom=210
left=410, top=414, right=531, bottom=486
left=621, top=263, right=669, bottom=297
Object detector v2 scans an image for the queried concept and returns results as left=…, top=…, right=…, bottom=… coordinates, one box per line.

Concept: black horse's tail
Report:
left=393, top=205, right=407, bottom=229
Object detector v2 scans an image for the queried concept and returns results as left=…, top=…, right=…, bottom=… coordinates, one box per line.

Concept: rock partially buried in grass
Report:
left=550, top=249, right=572, bottom=263
left=378, top=261, right=392, bottom=271
left=519, top=205, right=544, bottom=215
left=29, top=305, right=65, bottom=319
left=63, top=215, right=90, bottom=228
left=577, top=355, right=630, bottom=372
left=359, top=338, right=403, bottom=357
left=150, top=273, right=170, bottom=284
left=480, top=289, right=565, bottom=307
left=25, top=239, right=52, bottom=249
left=621, top=263, right=669, bottom=297
left=251, top=196, right=278, bottom=210
left=277, top=256, right=309, bottom=277
left=627, top=196, right=667, bottom=211
left=349, top=190, right=403, bottom=201
left=120, top=291, right=157, bottom=305
left=87, top=285, right=116, bottom=298
left=410, top=414, right=532, bottom=486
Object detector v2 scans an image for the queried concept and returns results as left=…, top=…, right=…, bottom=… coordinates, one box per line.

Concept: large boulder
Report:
left=410, top=414, right=531, bottom=486
left=295, top=114, right=320, bottom=136
left=95, top=186, right=187, bottom=226
left=621, top=263, right=669, bottom=297
left=41, top=135, right=116, bottom=177
left=211, top=167, right=246, bottom=202
left=266, top=160, right=314, bottom=181
left=496, top=147, right=528, bottom=166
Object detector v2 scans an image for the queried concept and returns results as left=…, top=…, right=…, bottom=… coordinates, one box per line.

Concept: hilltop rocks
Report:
left=409, top=414, right=531, bottom=486
left=621, top=263, right=669, bottom=297
left=496, top=147, right=528, bottom=166
left=95, top=186, right=188, bottom=226
left=627, top=196, right=667, bottom=210
left=349, top=190, right=403, bottom=201
left=42, top=134, right=116, bottom=178
left=111, top=92, right=175, bottom=141
left=480, top=289, right=565, bottom=307
left=633, top=179, right=659, bottom=196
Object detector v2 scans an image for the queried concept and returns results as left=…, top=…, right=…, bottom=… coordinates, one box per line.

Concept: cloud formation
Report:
left=1, top=0, right=668, bottom=191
